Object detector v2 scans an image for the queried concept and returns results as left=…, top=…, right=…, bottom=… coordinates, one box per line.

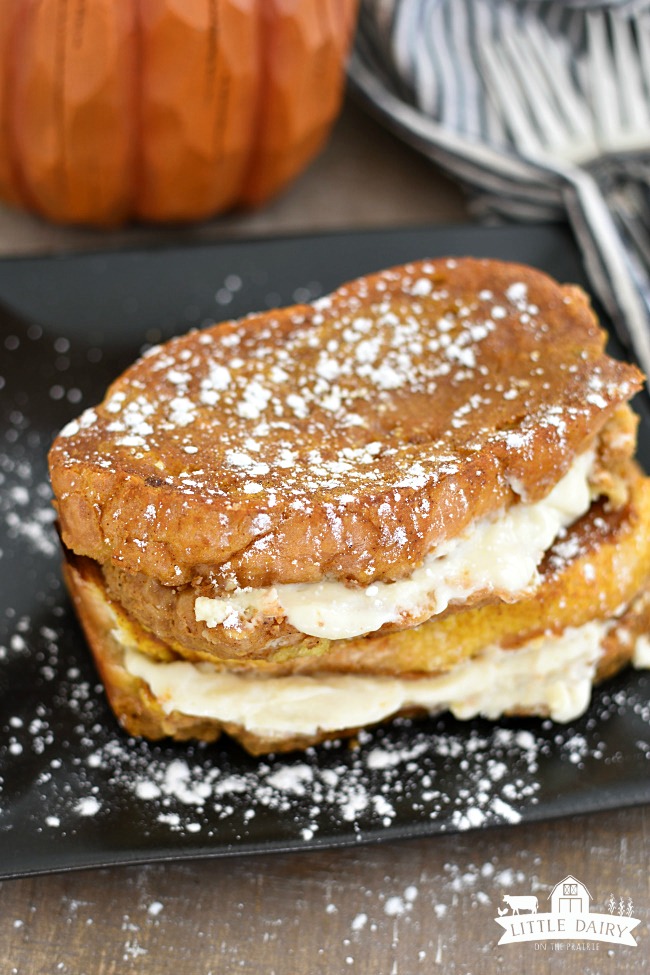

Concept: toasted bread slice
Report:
left=98, top=416, right=639, bottom=663
left=61, top=469, right=650, bottom=754
left=49, top=258, right=642, bottom=593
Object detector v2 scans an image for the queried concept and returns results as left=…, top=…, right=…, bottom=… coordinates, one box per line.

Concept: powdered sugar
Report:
left=50, top=258, right=635, bottom=587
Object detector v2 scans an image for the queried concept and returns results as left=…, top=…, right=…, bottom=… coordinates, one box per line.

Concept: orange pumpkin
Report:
left=0, top=0, right=357, bottom=226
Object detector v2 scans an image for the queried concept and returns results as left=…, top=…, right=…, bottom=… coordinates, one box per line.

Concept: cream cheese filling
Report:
left=195, top=450, right=596, bottom=641
left=633, top=634, right=650, bottom=667
left=123, top=620, right=618, bottom=740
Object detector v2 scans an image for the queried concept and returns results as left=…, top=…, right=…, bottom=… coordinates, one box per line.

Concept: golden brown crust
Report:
left=278, top=468, right=650, bottom=678
left=61, top=470, right=650, bottom=754
left=99, top=422, right=640, bottom=664
left=49, top=258, right=642, bottom=589
left=74, top=466, right=650, bottom=677
left=591, top=404, right=640, bottom=506
left=63, top=556, right=346, bottom=752
left=62, top=552, right=650, bottom=754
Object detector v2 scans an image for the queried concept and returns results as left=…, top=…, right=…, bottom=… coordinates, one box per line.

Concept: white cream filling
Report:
left=123, top=621, right=618, bottom=740
left=195, top=450, right=595, bottom=640
left=633, top=634, right=650, bottom=667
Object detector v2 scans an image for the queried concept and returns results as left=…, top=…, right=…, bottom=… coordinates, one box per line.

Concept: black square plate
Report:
left=1, top=224, right=649, bottom=879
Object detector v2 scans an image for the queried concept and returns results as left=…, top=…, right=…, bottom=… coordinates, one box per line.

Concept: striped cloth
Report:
left=350, top=0, right=650, bottom=380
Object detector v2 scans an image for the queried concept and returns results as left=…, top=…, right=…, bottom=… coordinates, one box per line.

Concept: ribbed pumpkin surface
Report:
left=0, top=0, right=357, bottom=225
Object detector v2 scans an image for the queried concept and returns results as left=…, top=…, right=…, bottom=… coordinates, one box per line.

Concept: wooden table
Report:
left=1, top=99, right=647, bottom=975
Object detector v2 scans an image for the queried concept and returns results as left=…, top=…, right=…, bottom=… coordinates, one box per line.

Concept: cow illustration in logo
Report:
left=502, top=894, right=539, bottom=915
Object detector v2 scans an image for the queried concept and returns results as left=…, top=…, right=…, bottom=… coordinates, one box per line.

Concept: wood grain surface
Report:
left=0, top=98, right=648, bottom=975
left=1, top=807, right=647, bottom=974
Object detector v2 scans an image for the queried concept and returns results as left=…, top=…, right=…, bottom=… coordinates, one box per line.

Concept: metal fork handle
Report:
left=559, top=164, right=650, bottom=386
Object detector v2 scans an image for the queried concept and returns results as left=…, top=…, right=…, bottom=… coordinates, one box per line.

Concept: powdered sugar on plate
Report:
left=1, top=588, right=649, bottom=872
left=1, top=470, right=650, bottom=874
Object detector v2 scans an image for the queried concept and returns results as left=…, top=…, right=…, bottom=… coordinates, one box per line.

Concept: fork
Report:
left=479, top=9, right=650, bottom=382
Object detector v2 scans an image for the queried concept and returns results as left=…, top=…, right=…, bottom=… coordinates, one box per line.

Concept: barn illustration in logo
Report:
left=549, top=875, right=591, bottom=914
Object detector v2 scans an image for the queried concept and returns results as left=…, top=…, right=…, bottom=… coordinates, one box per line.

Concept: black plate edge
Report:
left=0, top=219, right=571, bottom=265
left=2, top=775, right=649, bottom=883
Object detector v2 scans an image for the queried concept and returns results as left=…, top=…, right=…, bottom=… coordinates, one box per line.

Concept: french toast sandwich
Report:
left=48, top=257, right=650, bottom=753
